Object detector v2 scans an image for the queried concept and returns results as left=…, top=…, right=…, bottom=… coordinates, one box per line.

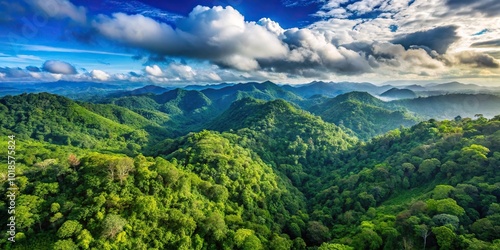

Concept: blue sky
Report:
left=0, top=0, right=499, bottom=85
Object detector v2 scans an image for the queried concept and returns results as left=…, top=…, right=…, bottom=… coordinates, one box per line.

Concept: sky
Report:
left=0, top=0, right=499, bottom=86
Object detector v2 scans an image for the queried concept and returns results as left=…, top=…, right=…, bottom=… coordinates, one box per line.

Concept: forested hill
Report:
left=308, top=92, right=419, bottom=139
left=309, top=116, right=500, bottom=249
left=1, top=90, right=500, bottom=249
left=206, top=98, right=356, bottom=189
left=0, top=93, right=170, bottom=150
left=95, top=82, right=500, bottom=140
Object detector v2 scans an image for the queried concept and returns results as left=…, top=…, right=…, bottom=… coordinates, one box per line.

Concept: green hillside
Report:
left=0, top=93, right=169, bottom=151
left=202, top=81, right=303, bottom=107
left=1, top=91, right=499, bottom=250
left=103, top=82, right=305, bottom=134
left=309, top=92, right=419, bottom=139
left=307, top=116, right=500, bottom=249
left=208, top=98, right=356, bottom=190
left=0, top=131, right=309, bottom=249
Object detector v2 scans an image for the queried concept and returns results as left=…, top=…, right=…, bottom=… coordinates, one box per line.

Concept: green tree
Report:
left=53, top=239, right=79, bottom=250
left=432, top=185, right=454, bottom=199
left=432, top=226, right=455, bottom=250
left=101, top=214, right=127, bottom=239
left=318, top=242, right=354, bottom=250
left=306, top=221, right=330, bottom=245
left=418, top=158, right=441, bottom=179
left=57, top=220, right=83, bottom=238
left=426, top=198, right=465, bottom=216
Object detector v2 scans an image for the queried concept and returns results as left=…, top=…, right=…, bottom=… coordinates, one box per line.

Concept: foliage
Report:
left=1, top=90, right=500, bottom=249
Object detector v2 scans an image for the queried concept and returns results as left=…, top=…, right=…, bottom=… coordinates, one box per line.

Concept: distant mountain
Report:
left=183, top=82, right=235, bottom=90
left=286, top=81, right=393, bottom=98
left=393, top=94, right=500, bottom=119
left=308, top=92, right=419, bottom=139
left=154, top=88, right=212, bottom=114
left=427, top=81, right=482, bottom=91
left=380, top=88, right=417, bottom=99
left=399, top=84, right=427, bottom=92
left=107, top=85, right=171, bottom=98
left=203, top=80, right=301, bottom=100
left=0, top=81, right=140, bottom=98
left=199, top=81, right=303, bottom=110
left=418, top=82, right=500, bottom=95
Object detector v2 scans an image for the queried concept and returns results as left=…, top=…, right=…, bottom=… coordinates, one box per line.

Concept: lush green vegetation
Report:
left=308, top=116, right=500, bottom=249
left=0, top=93, right=170, bottom=152
left=308, top=92, right=419, bottom=139
left=0, top=88, right=499, bottom=249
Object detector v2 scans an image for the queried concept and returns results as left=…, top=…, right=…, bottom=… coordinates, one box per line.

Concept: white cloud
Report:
left=51, top=73, right=63, bottom=81
left=5, top=2, right=500, bottom=84
left=347, top=0, right=385, bottom=14
left=42, top=60, right=77, bottom=74
left=322, top=0, right=350, bottom=9
left=92, top=13, right=177, bottom=53
left=93, top=6, right=288, bottom=71
left=25, top=0, right=87, bottom=24
left=90, top=69, right=110, bottom=81
left=145, top=65, right=163, bottom=77
left=164, top=63, right=196, bottom=80
left=142, top=62, right=224, bottom=83
left=258, top=18, right=285, bottom=37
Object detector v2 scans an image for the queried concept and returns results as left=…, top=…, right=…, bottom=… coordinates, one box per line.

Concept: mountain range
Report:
left=0, top=80, right=499, bottom=249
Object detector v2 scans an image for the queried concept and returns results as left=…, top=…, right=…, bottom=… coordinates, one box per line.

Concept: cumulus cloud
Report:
left=262, top=28, right=373, bottom=76
left=142, top=63, right=223, bottom=83
left=42, top=60, right=78, bottom=74
left=258, top=18, right=285, bottom=37
left=346, top=0, right=385, bottom=15
left=445, top=51, right=500, bottom=68
left=0, top=66, right=65, bottom=81
left=6, top=1, right=496, bottom=84
left=445, top=0, right=500, bottom=17
left=392, top=25, right=460, bottom=54
left=354, top=42, right=444, bottom=71
left=90, top=69, right=110, bottom=81
left=92, top=6, right=288, bottom=71
left=144, top=65, right=163, bottom=77
left=164, top=63, right=197, bottom=80
left=314, top=0, right=350, bottom=17
left=90, top=4, right=500, bottom=80
left=25, top=0, right=87, bottom=24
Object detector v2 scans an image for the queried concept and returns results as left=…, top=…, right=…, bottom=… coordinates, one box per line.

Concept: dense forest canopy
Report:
left=1, top=84, right=500, bottom=249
